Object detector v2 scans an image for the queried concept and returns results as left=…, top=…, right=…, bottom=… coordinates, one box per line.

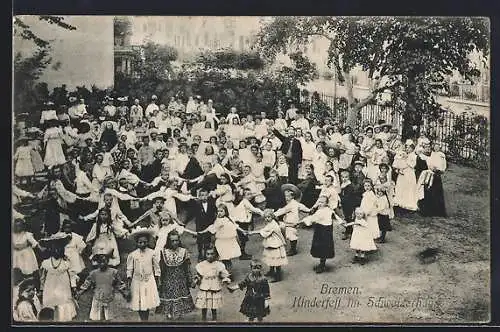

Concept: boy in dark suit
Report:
left=187, top=188, right=217, bottom=261
left=339, top=170, right=358, bottom=240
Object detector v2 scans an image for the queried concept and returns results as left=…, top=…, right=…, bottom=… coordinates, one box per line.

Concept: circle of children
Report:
left=13, top=93, right=448, bottom=323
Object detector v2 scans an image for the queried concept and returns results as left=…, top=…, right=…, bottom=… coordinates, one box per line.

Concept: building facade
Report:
left=128, top=16, right=261, bottom=62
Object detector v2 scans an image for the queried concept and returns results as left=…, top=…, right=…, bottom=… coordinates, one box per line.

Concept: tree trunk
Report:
left=402, top=70, right=419, bottom=141
left=345, top=71, right=358, bottom=128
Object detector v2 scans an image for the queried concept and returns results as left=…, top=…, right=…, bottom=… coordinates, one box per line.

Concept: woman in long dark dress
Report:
left=99, top=122, right=118, bottom=150
left=296, top=164, right=320, bottom=208
left=262, top=169, right=285, bottom=210
left=414, top=142, right=447, bottom=217
left=158, top=231, right=195, bottom=320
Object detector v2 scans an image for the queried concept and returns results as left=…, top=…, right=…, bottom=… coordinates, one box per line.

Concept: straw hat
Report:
left=39, top=232, right=71, bottom=248
left=129, top=227, right=156, bottom=242
left=117, top=96, right=128, bottom=102
left=17, top=278, right=37, bottom=294
left=281, top=183, right=302, bottom=201
left=91, top=241, right=114, bottom=258
left=151, top=95, right=158, bottom=100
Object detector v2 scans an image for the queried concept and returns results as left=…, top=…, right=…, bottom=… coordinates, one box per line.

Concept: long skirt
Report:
left=30, top=149, right=45, bottom=173
left=44, top=139, right=66, bottom=167
left=159, top=265, right=195, bottom=317
left=418, top=174, right=447, bottom=217
left=42, top=271, right=77, bottom=322
left=15, top=157, right=35, bottom=177
left=394, top=169, right=418, bottom=211
left=377, top=214, right=393, bottom=232
left=262, top=246, right=288, bottom=267
left=310, top=223, right=335, bottom=259
left=366, top=215, right=380, bottom=239
left=129, top=276, right=160, bottom=311
left=13, top=247, right=39, bottom=275
left=350, top=226, right=377, bottom=252
left=195, top=290, right=223, bottom=309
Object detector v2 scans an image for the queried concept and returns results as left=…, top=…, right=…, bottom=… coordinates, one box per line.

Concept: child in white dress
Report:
left=274, top=154, right=289, bottom=183
left=345, top=208, right=377, bottom=265
left=193, top=247, right=231, bottom=322
left=61, top=220, right=86, bottom=277
left=273, top=184, right=312, bottom=256
left=359, top=179, right=380, bottom=240
left=12, top=218, right=40, bottom=277
left=198, top=204, right=246, bottom=276
left=14, top=137, right=35, bottom=183
left=248, top=209, right=288, bottom=282
left=127, top=228, right=161, bottom=321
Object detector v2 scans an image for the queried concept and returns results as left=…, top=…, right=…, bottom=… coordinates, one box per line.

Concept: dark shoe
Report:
left=287, top=249, right=298, bottom=256
left=359, top=257, right=367, bottom=265
left=351, top=256, right=359, bottom=264
left=239, top=253, right=252, bottom=260
left=315, top=265, right=326, bottom=274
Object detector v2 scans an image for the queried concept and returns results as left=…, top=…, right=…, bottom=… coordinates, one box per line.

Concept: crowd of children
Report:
left=12, top=93, right=448, bottom=322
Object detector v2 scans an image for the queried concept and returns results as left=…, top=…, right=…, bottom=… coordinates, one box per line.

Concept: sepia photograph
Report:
left=12, top=15, right=490, bottom=324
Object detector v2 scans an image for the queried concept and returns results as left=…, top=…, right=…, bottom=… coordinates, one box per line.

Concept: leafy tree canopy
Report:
left=257, top=16, right=489, bottom=135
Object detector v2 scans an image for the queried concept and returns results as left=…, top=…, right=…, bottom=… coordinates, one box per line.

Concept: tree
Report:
left=13, top=16, right=76, bottom=117
left=196, top=49, right=266, bottom=71
left=114, top=41, right=178, bottom=100
left=257, top=16, right=489, bottom=138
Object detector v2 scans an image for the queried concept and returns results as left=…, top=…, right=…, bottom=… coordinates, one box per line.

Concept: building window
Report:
left=143, top=23, right=147, bottom=32
left=195, top=35, right=199, bottom=47
left=158, top=22, right=162, bottom=32
left=186, top=32, right=191, bottom=46
left=204, top=32, right=209, bottom=46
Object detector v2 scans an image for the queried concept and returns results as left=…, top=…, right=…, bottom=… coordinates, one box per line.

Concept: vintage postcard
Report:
left=12, top=15, right=490, bottom=324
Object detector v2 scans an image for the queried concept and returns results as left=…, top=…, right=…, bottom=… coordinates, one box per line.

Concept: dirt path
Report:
left=40, top=162, right=491, bottom=323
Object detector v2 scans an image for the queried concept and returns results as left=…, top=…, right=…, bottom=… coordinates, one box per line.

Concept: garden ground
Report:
left=20, top=162, right=490, bottom=323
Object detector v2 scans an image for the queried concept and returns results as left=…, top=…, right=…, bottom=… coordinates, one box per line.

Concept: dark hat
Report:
left=281, top=183, right=302, bottom=201
left=38, top=307, right=55, bottom=321
left=152, top=196, right=166, bottom=202
left=17, top=278, right=37, bottom=294
left=39, top=232, right=71, bottom=248
left=378, top=163, right=390, bottom=170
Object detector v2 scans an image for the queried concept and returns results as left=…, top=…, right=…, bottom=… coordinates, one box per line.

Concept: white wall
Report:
left=13, top=15, right=114, bottom=91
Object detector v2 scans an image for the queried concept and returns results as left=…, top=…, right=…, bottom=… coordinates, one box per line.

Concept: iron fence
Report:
left=305, top=92, right=490, bottom=169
